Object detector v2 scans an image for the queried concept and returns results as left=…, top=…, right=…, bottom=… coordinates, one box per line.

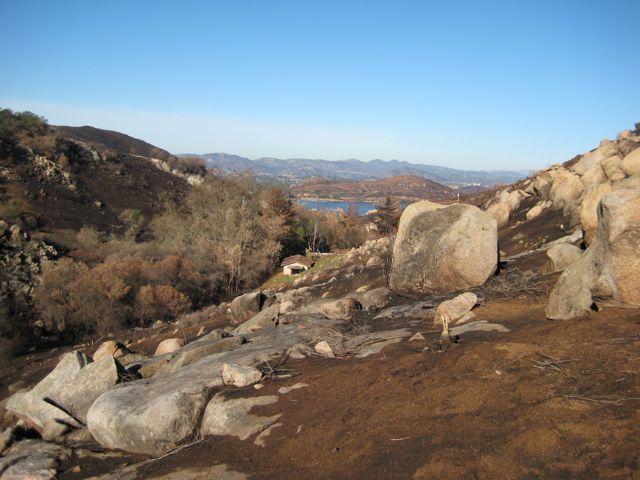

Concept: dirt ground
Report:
left=33, top=299, right=637, bottom=480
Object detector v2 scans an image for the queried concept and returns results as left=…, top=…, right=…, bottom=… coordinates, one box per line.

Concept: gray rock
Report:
left=0, top=440, right=69, bottom=480
left=200, top=395, right=280, bottom=441
left=434, top=292, right=478, bottom=324
left=230, top=291, right=267, bottom=323
left=156, top=336, right=246, bottom=376
left=232, top=304, right=281, bottom=335
left=87, top=319, right=338, bottom=455
left=222, top=363, right=262, bottom=387
left=354, top=286, right=394, bottom=311
left=316, top=297, right=362, bottom=320
left=389, top=201, right=498, bottom=295
left=51, top=356, right=123, bottom=423
left=449, top=321, right=510, bottom=335
left=544, top=243, right=583, bottom=273
left=5, top=351, right=120, bottom=434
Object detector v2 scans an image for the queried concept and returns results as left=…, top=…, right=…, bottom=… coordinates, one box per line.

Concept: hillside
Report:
left=55, top=125, right=176, bottom=162
left=291, top=174, right=455, bottom=202
left=0, top=122, right=193, bottom=235
left=2, top=115, right=640, bottom=480
left=194, top=152, right=526, bottom=187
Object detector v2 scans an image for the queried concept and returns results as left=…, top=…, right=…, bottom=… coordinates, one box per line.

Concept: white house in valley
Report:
left=281, top=255, right=314, bottom=275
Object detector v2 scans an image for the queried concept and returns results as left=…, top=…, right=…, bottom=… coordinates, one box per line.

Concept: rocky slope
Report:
left=0, top=128, right=199, bottom=234
left=1, top=123, right=640, bottom=479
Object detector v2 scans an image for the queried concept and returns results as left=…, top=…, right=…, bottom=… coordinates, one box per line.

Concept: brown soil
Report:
left=35, top=298, right=638, bottom=480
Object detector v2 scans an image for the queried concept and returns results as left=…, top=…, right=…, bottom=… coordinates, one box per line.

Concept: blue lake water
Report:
left=296, top=199, right=377, bottom=216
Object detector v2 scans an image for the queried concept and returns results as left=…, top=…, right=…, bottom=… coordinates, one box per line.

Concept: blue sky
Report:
left=1, top=1, right=639, bottom=170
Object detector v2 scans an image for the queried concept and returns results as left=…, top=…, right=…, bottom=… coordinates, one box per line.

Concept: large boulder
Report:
left=87, top=320, right=337, bottom=455
left=232, top=304, right=281, bottom=335
left=601, top=155, right=626, bottom=181
left=5, top=352, right=121, bottom=436
left=354, top=286, right=394, bottom=311
left=485, top=190, right=527, bottom=227
left=389, top=201, right=498, bottom=295
left=200, top=395, right=280, bottom=440
left=230, top=291, right=271, bottom=323
left=579, top=182, right=613, bottom=245
left=547, top=189, right=640, bottom=319
left=548, top=169, right=584, bottom=213
left=621, top=146, right=640, bottom=176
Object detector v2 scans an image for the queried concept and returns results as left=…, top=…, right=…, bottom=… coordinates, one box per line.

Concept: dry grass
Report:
left=481, top=267, right=551, bottom=301
left=305, top=323, right=378, bottom=357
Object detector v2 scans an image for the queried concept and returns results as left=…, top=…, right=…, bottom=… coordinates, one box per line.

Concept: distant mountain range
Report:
left=187, top=153, right=528, bottom=187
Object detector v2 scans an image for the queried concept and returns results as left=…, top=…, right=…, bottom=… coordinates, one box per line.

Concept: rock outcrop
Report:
left=6, top=352, right=122, bottom=438
left=546, top=189, right=640, bottom=319
left=0, top=222, right=58, bottom=333
left=389, top=201, right=498, bottom=295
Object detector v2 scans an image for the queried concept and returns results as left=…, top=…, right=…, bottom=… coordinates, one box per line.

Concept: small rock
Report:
left=93, top=340, right=128, bottom=361
left=278, top=383, right=309, bottom=394
left=222, top=363, right=262, bottom=388
left=314, top=341, right=335, bottom=357
left=408, top=332, right=425, bottom=342
left=154, top=338, right=185, bottom=357
left=435, top=292, right=478, bottom=324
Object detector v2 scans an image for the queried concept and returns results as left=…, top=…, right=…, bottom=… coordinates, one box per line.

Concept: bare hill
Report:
left=290, top=174, right=455, bottom=202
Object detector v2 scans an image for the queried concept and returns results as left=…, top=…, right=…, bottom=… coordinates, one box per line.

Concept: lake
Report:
left=295, top=199, right=378, bottom=216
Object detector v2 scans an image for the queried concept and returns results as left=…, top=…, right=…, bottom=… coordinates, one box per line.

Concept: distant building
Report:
left=281, top=255, right=314, bottom=275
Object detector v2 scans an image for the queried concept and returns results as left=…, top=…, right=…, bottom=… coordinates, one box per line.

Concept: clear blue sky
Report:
left=2, top=0, right=639, bottom=170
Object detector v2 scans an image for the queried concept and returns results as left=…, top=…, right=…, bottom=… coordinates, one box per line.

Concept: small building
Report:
left=281, top=255, right=314, bottom=275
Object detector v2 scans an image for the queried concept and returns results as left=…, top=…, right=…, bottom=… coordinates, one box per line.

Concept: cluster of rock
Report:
left=481, top=125, right=640, bottom=320
left=148, top=158, right=204, bottom=186
left=0, top=222, right=57, bottom=332
left=483, top=127, right=640, bottom=236
left=30, top=155, right=76, bottom=190
left=546, top=189, right=640, bottom=319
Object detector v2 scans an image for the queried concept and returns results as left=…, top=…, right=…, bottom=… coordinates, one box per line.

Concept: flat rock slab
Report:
left=0, top=440, right=70, bottom=480
left=87, top=319, right=338, bottom=456
left=200, top=395, right=281, bottom=441
left=450, top=321, right=510, bottom=336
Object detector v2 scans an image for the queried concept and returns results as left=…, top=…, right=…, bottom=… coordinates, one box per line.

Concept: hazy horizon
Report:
left=2, top=1, right=639, bottom=171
